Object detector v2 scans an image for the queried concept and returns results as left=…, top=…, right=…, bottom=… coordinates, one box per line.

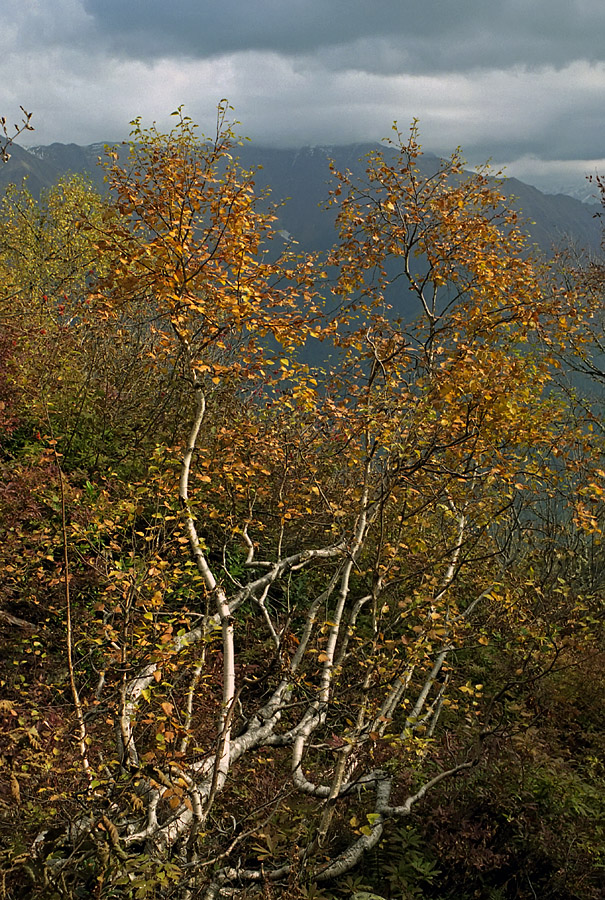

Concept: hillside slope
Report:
left=2, top=141, right=602, bottom=258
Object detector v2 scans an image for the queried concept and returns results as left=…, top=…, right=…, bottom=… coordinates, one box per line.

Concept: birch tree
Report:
left=3, top=111, right=596, bottom=900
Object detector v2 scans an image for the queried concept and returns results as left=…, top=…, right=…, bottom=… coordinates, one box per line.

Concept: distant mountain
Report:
left=497, top=176, right=603, bottom=256
left=545, top=182, right=602, bottom=206
left=2, top=141, right=603, bottom=258
left=0, top=142, right=113, bottom=196
left=0, top=143, right=68, bottom=197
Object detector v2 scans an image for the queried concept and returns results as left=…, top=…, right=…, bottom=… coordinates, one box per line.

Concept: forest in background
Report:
left=0, top=104, right=604, bottom=899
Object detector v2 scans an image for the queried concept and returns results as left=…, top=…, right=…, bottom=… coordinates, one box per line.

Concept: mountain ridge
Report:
left=1, top=140, right=603, bottom=258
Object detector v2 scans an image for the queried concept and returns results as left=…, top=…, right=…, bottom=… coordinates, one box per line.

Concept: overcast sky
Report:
left=2, top=0, right=605, bottom=193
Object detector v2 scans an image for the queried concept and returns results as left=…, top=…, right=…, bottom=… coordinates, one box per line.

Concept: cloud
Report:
left=0, top=0, right=604, bottom=194
left=80, top=0, right=605, bottom=72
left=499, top=155, right=605, bottom=198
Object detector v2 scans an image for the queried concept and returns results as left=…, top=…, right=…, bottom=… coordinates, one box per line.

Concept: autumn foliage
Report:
left=0, top=106, right=603, bottom=900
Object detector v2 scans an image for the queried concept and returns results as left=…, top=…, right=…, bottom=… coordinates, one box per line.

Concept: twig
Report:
left=0, top=107, right=33, bottom=162
left=53, top=443, right=92, bottom=786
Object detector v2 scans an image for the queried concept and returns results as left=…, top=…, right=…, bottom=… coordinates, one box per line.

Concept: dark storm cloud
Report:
left=82, top=0, right=605, bottom=72
left=2, top=0, right=604, bottom=194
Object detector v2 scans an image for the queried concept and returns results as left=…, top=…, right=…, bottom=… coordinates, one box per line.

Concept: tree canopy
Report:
left=0, top=105, right=603, bottom=900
